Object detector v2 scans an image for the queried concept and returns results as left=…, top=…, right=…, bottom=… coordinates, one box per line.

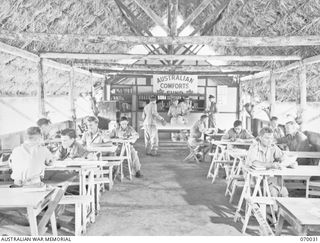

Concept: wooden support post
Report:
left=37, top=58, right=46, bottom=117
left=269, top=71, right=276, bottom=118
left=103, top=78, right=107, bottom=101
left=299, top=62, right=307, bottom=130
left=69, top=67, right=76, bottom=128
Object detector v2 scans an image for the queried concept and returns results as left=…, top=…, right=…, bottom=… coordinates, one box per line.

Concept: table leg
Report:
left=306, top=178, right=310, bottom=198
left=299, top=226, right=308, bottom=236
left=27, top=207, right=39, bottom=236
left=126, top=143, right=132, bottom=180
left=109, top=165, right=113, bottom=190
left=252, top=176, right=262, bottom=198
left=275, top=213, right=284, bottom=236
left=207, top=146, right=219, bottom=178
left=235, top=173, right=250, bottom=221
left=75, top=203, right=82, bottom=236
left=50, top=212, right=58, bottom=236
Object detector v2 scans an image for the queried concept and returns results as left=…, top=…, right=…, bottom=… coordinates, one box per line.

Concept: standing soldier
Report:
left=142, top=95, right=166, bottom=156
left=179, top=97, right=192, bottom=141
left=167, top=97, right=182, bottom=141
left=207, top=94, right=218, bottom=129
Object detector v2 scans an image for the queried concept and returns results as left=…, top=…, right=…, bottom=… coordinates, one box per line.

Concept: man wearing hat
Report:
left=168, top=97, right=182, bottom=141
left=207, top=94, right=217, bottom=128
left=142, top=95, right=166, bottom=156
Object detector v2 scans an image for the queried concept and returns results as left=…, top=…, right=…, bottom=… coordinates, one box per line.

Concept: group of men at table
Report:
left=188, top=113, right=318, bottom=197
left=8, top=115, right=143, bottom=187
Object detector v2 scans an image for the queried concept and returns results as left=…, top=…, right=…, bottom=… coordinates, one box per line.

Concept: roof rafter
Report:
left=40, top=52, right=302, bottom=62
left=177, top=0, right=213, bottom=35
left=2, top=31, right=320, bottom=47
left=73, top=62, right=265, bottom=72
left=132, top=0, right=170, bottom=34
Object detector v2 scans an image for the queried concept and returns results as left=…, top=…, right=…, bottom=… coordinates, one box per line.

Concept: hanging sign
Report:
left=153, top=74, right=198, bottom=94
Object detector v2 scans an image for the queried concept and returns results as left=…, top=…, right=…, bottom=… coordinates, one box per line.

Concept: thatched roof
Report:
left=1, top=0, right=320, bottom=100
left=0, top=51, right=104, bottom=96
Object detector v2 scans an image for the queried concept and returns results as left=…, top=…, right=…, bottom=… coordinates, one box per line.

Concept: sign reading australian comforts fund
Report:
left=153, top=74, right=198, bottom=94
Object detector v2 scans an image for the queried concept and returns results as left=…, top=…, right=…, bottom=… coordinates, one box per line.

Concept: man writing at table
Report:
left=56, top=128, right=88, bottom=160
left=9, top=126, right=53, bottom=186
left=222, top=120, right=255, bottom=142
left=246, top=127, right=298, bottom=197
left=44, top=128, right=89, bottom=183
left=188, top=114, right=212, bottom=162
left=81, top=116, right=111, bottom=147
left=110, top=116, right=143, bottom=178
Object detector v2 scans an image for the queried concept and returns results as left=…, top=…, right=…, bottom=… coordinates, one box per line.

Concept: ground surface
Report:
left=85, top=140, right=256, bottom=236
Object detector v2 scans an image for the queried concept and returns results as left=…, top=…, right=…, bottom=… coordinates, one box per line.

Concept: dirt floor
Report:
left=85, top=140, right=259, bottom=236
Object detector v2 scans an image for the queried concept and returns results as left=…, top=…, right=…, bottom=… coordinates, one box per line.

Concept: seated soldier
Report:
left=109, top=117, right=143, bottom=178
left=246, top=127, right=297, bottom=198
left=37, top=118, right=61, bottom=152
left=188, top=114, right=212, bottom=161
left=4, top=127, right=53, bottom=226
left=269, top=116, right=285, bottom=140
left=222, top=120, right=255, bottom=142
left=277, top=120, right=314, bottom=165
left=56, top=128, right=88, bottom=160
left=44, top=128, right=88, bottom=183
left=9, top=127, right=53, bottom=186
left=81, top=116, right=111, bottom=147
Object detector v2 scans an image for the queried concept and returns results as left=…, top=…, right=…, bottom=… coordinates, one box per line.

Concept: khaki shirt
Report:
left=246, top=142, right=285, bottom=167
left=81, top=129, right=110, bottom=147
left=190, top=120, right=206, bottom=139
left=110, top=125, right=139, bottom=141
left=222, top=128, right=254, bottom=140
left=277, top=131, right=312, bottom=151
left=55, top=141, right=88, bottom=160
left=142, top=102, right=163, bottom=126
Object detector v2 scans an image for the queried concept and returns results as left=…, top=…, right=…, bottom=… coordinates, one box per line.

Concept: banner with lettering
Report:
left=153, top=74, right=198, bottom=94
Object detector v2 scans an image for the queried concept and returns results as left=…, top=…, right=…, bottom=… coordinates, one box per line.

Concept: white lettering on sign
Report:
left=153, top=74, right=198, bottom=94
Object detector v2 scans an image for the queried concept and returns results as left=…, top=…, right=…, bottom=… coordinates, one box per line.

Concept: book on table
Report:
left=251, top=161, right=267, bottom=171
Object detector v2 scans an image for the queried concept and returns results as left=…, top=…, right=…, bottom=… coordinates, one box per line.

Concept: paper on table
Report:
left=308, top=207, right=320, bottom=218
left=0, top=162, right=9, bottom=167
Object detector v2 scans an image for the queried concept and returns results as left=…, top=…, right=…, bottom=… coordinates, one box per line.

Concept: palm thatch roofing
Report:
left=0, top=0, right=320, bottom=100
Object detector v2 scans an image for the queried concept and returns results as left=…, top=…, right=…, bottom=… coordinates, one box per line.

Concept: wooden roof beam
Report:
left=0, top=41, right=104, bottom=79
left=177, top=0, right=213, bottom=35
left=103, top=73, right=239, bottom=78
left=95, top=70, right=257, bottom=76
left=240, top=54, right=320, bottom=81
left=3, top=31, right=320, bottom=47
left=73, top=63, right=265, bottom=72
left=40, top=52, right=301, bottom=62
left=132, top=0, right=170, bottom=34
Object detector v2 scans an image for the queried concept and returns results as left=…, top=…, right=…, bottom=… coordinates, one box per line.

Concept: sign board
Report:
left=153, top=74, right=198, bottom=94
